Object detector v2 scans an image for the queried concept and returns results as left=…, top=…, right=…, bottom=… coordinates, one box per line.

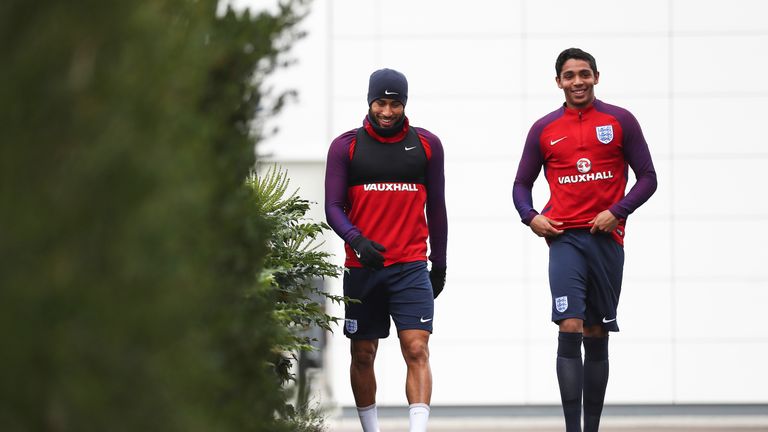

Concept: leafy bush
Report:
left=0, top=1, right=313, bottom=431
left=247, top=165, right=344, bottom=431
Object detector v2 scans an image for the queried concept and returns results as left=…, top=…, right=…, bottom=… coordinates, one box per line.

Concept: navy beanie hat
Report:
left=367, top=68, right=408, bottom=106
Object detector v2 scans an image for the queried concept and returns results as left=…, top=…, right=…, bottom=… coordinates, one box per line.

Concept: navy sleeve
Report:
left=610, top=111, right=658, bottom=219
left=512, top=120, right=546, bottom=225
left=324, top=130, right=361, bottom=244
left=417, top=128, right=448, bottom=268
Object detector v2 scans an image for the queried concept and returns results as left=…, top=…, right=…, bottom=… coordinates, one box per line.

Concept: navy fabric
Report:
left=557, top=331, right=583, bottom=358
left=548, top=229, right=624, bottom=331
left=556, top=332, right=584, bottom=432
left=584, top=335, right=609, bottom=361
left=583, top=336, right=610, bottom=432
left=343, top=261, right=433, bottom=339
left=367, top=68, right=408, bottom=106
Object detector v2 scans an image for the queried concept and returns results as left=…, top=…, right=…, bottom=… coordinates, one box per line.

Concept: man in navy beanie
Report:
left=325, top=68, right=448, bottom=432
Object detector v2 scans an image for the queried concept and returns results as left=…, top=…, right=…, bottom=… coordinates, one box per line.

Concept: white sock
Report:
left=356, top=403, right=379, bottom=432
left=409, top=403, right=430, bottom=432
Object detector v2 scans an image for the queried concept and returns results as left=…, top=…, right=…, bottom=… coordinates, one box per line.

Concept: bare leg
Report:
left=350, top=339, right=379, bottom=407
left=398, top=329, right=432, bottom=404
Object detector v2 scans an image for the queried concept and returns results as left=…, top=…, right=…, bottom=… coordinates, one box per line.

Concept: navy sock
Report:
left=556, top=331, right=583, bottom=432
left=583, top=336, right=609, bottom=432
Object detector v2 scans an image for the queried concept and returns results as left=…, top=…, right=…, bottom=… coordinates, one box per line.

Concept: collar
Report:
left=562, top=99, right=599, bottom=118
left=363, top=115, right=410, bottom=143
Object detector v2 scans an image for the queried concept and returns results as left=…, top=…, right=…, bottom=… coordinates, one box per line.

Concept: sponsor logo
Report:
left=555, top=296, right=568, bottom=313
left=596, top=125, right=614, bottom=144
left=558, top=171, right=614, bottom=185
left=550, top=136, right=567, bottom=146
left=345, top=319, right=358, bottom=334
left=384, top=89, right=398, bottom=95
left=602, top=317, right=617, bottom=323
left=577, top=158, right=592, bottom=173
left=405, top=146, right=417, bottom=151
left=420, top=317, right=433, bottom=323
left=363, top=183, right=419, bottom=192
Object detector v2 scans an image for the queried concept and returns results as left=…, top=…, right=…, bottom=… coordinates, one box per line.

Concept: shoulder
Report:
left=412, top=126, right=443, bottom=147
left=530, top=106, right=565, bottom=133
left=593, top=99, right=639, bottom=125
left=329, top=128, right=358, bottom=151
left=523, top=107, right=564, bottom=148
left=592, top=100, right=646, bottom=142
left=328, top=128, right=358, bottom=160
left=412, top=126, right=443, bottom=160
left=331, top=128, right=358, bottom=147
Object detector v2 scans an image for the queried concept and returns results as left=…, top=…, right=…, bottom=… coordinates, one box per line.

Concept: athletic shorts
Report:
left=548, top=229, right=625, bottom=332
left=343, top=261, right=434, bottom=339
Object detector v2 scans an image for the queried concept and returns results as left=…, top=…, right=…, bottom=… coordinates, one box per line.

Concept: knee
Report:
left=583, top=324, right=608, bottom=338
left=558, top=318, right=583, bottom=333
left=583, top=335, right=609, bottom=361
left=402, top=340, right=429, bottom=365
left=351, top=345, right=377, bottom=369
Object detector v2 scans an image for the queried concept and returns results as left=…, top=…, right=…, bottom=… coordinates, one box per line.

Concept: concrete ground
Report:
left=326, top=405, right=768, bottom=432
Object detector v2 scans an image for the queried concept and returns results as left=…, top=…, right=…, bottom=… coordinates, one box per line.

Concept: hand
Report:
left=529, top=215, right=564, bottom=238
left=589, top=210, right=619, bottom=234
left=350, top=236, right=386, bottom=269
left=429, top=266, right=446, bottom=299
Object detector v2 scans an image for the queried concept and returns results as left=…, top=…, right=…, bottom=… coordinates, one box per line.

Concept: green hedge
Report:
left=0, top=1, right=307, bottom=430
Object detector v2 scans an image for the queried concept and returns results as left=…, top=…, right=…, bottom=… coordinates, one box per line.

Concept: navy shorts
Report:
left=343, top=261, right=434, bottom=339
left=549, top=229, right=625, bottom=332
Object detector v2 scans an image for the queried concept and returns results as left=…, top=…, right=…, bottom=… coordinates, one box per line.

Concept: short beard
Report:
left=368, top=108, right=402, bottom=129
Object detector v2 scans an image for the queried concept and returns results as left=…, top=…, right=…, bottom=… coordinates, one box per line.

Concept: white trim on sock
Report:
left=408, top=403, right=430, bottom=432
left=356, top=404, right=379, bottom=432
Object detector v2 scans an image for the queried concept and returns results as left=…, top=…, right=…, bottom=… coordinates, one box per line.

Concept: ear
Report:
left=556, top=76, right=562, bottom=89
left=593, top=72, right=600, bottom=85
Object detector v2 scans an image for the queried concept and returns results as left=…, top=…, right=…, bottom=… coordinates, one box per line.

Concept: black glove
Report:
left=429, top=266, right=446, bottom=299
left=350, top=236, right=386, bottom=269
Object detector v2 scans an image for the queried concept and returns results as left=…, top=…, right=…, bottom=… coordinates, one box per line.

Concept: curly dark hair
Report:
left=555, top=48, right=598, bottom=77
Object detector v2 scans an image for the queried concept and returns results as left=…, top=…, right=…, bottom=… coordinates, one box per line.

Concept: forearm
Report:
left=325, top=203, right=361, bottom=244
left=512, top=181, right=539, bottom=225
left=609, top=172, right=657, bottom=219
left=611, top=110, right=658, bottom=219
left=513, top=124, right=545, bottom=225
left=427, top=200, right=447, bottom=267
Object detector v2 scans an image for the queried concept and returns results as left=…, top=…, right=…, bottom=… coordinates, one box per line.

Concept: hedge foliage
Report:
left=0, top=1, right=312, bottom=431
left=247, top=165, right=344, bottom=430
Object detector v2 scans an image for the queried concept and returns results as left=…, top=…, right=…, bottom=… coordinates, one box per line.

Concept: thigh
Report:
left=343, top=267, right=391, bottom=339
left=387, top=262, right=434, bottom=334
left=549, top=233, right=589, bottom=323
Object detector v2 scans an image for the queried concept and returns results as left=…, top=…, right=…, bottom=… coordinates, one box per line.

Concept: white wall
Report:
left=256, top=0, right=768, bottom=407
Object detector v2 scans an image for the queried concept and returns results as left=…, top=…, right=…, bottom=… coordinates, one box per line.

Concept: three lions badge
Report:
left=596, top=125, right=614, bottom=144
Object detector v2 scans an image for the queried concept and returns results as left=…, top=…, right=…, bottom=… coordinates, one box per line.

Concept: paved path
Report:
left=326, top=405, right=768, bottom=432
left=328, top=417, right=768, bottom=432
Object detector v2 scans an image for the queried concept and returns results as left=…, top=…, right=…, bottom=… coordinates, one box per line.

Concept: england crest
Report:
left=596, top=125, right=614, bottom=144
left=345, top=319, right=358, bottom=334
left=555, top=296, right=568, bottom=313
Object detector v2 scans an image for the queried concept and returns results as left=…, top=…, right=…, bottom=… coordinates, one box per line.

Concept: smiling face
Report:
left=556, top=59, right=599, bottom=110
left=369, top=98, right=404, bottom=128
